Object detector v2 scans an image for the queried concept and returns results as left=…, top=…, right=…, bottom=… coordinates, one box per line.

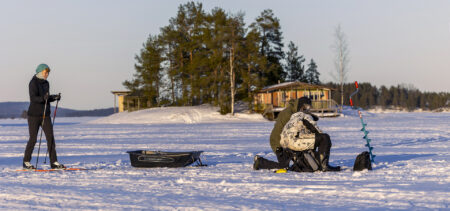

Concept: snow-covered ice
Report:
left=0, top=106, right=449, bottom=210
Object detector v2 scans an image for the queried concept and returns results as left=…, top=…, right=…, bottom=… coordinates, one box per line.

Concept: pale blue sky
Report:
left=1, top=0, right=449, bottom=109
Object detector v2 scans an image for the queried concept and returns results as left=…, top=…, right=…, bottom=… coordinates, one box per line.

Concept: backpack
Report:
left=289, top=150, right=321, bottom=172
left=353, top=151, right=372, bottom=171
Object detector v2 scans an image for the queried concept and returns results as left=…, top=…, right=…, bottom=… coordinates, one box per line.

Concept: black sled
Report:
left=127, top=150, right=204, bottom=168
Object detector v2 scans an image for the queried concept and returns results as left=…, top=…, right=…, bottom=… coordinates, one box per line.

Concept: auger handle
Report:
left=349, top=81, right=359, bottom=107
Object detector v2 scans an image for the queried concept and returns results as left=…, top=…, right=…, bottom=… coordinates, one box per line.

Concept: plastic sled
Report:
left=127, top=150, right=204, bottom=168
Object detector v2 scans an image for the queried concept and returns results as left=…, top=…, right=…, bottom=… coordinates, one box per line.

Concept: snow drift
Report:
left=89, top=105, right=267, bottom=124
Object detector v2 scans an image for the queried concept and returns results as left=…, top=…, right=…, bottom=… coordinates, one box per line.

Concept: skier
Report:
left=23, top=64, right=65, bottom=170
left=254, top=97, right=340, bottom=171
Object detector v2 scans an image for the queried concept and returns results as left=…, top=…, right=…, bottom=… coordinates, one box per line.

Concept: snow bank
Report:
left=341, top=105, right=450, bottom=118
left=340, top=106, right=376, bottom=118
left=88, top=105, right=267, bottom=124
left=367, top=106, right=450, bottom=113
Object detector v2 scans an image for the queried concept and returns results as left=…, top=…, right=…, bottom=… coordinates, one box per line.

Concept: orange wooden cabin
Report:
left=254, top=81, right=339, bottom=118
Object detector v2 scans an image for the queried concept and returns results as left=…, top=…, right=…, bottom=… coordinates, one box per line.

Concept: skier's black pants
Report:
left=23, top=116, right=58, bottom=163
left=257, top=133, right=332, bottom=169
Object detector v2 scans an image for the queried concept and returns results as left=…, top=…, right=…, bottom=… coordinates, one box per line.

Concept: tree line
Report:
left=124, top=2, right=448, bottom=113
left=123, top=2, right=320, bottom=114
left=324, top=82, right=449, bottom=111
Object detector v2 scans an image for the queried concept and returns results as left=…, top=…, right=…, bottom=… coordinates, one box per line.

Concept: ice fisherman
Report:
left=253, top=97, right=340, bottom=172
left=23, top=64, right=65, bottom=170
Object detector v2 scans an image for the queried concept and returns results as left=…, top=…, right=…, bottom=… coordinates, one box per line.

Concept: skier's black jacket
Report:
left=27, top=75, right=55, bottom=117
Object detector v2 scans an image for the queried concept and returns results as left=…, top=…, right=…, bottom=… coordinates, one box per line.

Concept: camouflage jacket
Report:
left=280, top=111, right=322, bottom=151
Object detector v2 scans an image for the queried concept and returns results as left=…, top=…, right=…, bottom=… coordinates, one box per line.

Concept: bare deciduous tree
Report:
left=331, top=24, right=350, bottom=111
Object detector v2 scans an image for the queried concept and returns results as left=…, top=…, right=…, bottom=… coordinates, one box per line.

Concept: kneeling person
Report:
left=253, top=98, right=309, bottom=170
left=254, top=97, right=340, bottom=172
left=280, top=104, right=340, bottom=172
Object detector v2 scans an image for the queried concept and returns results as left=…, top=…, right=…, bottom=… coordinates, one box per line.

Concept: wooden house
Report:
left=111, top=91, right=150, bottom=113
left=111, top=91, right=131, bottom=113
left=254, top=81, right=339, bottom=119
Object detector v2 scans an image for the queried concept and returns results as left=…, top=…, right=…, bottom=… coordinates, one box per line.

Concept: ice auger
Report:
left=349, top=81, right=376, bottom=162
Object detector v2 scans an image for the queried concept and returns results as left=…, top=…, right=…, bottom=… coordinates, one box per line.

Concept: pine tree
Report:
left=184, top=2, right=207, bottom=105
left=379, top=85, right=391, bottom=108
left=419, top=93, right=427, bottom=109
left=204, top=8, right=228, bottom=107
left=166, top=3, right=192, bottom=105
left=285, top=41, right=305, bottom=82
left=160, top=23, right=183, bottom=105
left=241, top=28, right=267, bottom=111
left=123, top=34, right=164, bottom=107
left=250, top=9, right=285, bottom=85
left=399, top=84, right=409, bottom=108
left=305, top=59, right=320, bottom=84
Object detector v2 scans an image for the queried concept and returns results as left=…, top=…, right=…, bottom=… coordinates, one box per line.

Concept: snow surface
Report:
left=89, top=105, right=266, bottom=124
left=0, top=106, right=449, bottom=210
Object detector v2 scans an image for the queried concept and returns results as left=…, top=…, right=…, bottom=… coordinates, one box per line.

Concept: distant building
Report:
left=112, top=91, right=154, bottom=113
left=111, top=91, right=131, bottom=113
left=253, top=81, right=339, bottom=119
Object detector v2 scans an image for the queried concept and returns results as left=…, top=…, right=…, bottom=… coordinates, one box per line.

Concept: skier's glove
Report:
left=49, top=94, right=61, bottom=102
left=43, top=93, right=50, bottom=101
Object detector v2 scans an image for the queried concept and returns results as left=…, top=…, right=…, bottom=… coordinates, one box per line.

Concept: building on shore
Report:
left=253, top=81, right=340, bottom=119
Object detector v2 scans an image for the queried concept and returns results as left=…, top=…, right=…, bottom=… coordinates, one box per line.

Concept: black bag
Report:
left=289, top=150, right=321, bottom=172
left=353, top=151, right=372, bottom=171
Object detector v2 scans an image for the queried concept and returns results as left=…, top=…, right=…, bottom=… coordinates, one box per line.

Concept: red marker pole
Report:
left=349, top=81, right=359, bottom=108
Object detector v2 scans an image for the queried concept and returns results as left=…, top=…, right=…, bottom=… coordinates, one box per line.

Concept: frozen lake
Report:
left=0, top=110, right=449, bottom=210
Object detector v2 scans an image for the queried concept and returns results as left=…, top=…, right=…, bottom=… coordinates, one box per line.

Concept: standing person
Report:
left=23, top=64, right=65, bottom=170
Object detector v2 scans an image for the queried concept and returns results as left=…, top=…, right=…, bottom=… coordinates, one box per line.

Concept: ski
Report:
left=16, top=168, right=87, bottom=172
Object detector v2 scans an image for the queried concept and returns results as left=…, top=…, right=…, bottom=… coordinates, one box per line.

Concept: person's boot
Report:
left=253, top=155, right=261, bottom=170
left=51, top=161, right=66, bottom=169
left=23, top=161, right=36, bottom=170
left=253, top=155, right=283, bottom=170
left=319, top=154, right=340, bottom=172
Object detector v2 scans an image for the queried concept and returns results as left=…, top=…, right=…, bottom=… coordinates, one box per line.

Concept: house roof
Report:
left=111, top=91, right=132, bottom=95
left=258, top=81, right=334, bottom=93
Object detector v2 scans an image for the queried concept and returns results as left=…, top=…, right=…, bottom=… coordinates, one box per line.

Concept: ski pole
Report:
left=44, top=93, right=60, bottom=164
left=35, top=93, right=49, bottom=170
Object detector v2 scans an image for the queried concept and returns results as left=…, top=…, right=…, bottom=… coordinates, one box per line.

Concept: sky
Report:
left=1, top=0, right=449, bottom=110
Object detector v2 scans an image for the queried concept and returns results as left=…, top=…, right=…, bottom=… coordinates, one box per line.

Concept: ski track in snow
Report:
left=0, top=110, right=449, bottom=210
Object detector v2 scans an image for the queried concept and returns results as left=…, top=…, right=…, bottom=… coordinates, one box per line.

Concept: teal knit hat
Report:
left=36, top=64, right=50, bottom=74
